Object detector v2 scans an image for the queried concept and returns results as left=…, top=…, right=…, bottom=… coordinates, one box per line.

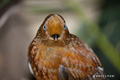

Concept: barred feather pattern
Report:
left=28, top=34, right=107, bottom=80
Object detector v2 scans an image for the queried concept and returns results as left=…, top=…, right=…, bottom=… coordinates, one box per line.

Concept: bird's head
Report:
left=37, top=14, right=70, bottom=45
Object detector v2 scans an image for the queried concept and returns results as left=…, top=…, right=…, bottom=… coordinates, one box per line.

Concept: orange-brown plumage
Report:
left=28, top=14, right=106, bottom=80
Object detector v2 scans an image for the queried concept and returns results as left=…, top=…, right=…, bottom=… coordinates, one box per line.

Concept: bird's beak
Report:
left=51, top=34, right=60, bottom=41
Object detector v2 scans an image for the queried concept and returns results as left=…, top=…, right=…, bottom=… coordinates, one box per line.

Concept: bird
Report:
left=28, top=14, right=107, bottom=80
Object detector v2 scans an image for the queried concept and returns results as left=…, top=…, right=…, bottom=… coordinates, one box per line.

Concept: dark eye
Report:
left=64, top=25, right=66, bottom=29
left=43, top=25, right=46, bottom=30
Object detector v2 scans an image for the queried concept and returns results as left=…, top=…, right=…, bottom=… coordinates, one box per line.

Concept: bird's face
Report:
left=40, top=14, right=69, bottom=42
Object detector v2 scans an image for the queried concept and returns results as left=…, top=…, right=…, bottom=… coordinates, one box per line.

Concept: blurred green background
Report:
left=0, top=0, right=120, bottom=80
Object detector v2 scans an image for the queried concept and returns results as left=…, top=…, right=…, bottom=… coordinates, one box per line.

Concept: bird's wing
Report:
left=60, top=35, right=106, bottom=80
left=28, top=58, right=34, bottom=75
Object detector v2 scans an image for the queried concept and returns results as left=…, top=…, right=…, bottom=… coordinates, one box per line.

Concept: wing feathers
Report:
left=60, top=35, right=106, bottom=80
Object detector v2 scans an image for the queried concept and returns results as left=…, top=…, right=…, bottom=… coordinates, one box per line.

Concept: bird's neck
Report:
left=41, top=39, right=69, bottom=47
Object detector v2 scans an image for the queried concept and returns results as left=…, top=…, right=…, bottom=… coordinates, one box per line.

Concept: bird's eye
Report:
left=43, top=25, right=46, bottom=30
left=64, top=25, right=66, bottom=29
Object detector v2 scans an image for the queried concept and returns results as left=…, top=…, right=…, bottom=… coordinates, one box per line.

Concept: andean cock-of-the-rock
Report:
left=28, top=14, right=107, bottom=80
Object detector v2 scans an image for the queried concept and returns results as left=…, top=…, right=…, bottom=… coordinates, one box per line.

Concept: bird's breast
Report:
left=37, top=44, right=66, bottom=69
